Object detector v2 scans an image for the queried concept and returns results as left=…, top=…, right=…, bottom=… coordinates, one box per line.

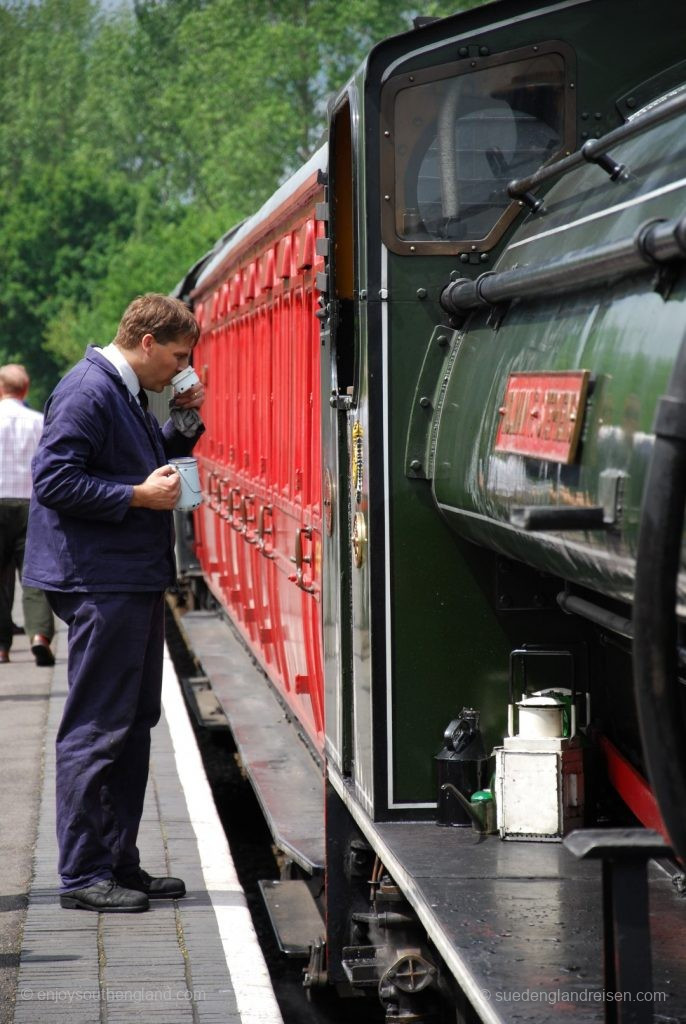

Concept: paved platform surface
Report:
left=0, top=625, right=51, bottom=1024
left=1, top=603, right=283, bottom=1024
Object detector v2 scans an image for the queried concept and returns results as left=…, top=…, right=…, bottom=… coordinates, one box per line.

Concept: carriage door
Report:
left=321, top=95, right=357, bottom=775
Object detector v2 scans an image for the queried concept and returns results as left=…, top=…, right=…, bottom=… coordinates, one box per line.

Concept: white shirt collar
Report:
left=99, top=343, right=143, bottom=403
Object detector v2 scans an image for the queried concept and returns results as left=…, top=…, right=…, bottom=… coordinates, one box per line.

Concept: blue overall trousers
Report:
left=49, top=590, right=165, bottom=892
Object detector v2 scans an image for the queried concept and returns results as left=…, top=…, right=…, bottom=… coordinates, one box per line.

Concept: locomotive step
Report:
left=258, top=879, right=325, bottom=957
left=175, top=608, right=326, bottom=874
left=180, top=673, right=230, bottom=730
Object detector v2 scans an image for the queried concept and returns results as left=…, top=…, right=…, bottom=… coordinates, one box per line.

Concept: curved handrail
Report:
left=508, top=88, right=686, bottom=207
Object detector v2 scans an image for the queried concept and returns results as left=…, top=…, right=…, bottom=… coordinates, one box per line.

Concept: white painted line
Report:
left=509, top=175, right=686, bottom=250
left=381, top=242, right=395, bottom=809
left=161, top=651, right=284, bottom=1024
left=380, top=0, right=588, bottom=84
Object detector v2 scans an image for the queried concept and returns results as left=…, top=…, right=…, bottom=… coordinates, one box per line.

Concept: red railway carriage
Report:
left=190, top=148, right=327, bottom=753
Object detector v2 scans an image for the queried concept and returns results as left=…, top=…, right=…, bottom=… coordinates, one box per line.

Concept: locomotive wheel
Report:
left=633, top=329, right=686, bottom=862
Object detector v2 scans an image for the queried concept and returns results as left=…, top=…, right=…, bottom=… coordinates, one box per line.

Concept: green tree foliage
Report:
left=0, top=0, right=480, bottom=405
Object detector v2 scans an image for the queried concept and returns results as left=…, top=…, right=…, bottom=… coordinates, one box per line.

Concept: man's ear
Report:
left=140, top=333, right=156, bottom=354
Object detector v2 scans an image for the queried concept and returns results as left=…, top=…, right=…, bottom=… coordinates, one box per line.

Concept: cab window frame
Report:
left=379, top=41, right=576, bottom=256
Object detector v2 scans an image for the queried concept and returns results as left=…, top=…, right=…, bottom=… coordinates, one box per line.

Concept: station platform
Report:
left=0, top=612, right=284, bottom=1024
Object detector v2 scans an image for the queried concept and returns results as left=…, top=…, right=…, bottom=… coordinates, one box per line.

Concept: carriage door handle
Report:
left=229, top=487, right=244, bottom=531
left=208, top=470, right=220, bottom=512
left=217, top=477, right=231, bottom=517
left=242, top=494, right=257, bottom=542
left=257, top=505, right=275, bottom=557
left=289, top=526, right=315, bottom=593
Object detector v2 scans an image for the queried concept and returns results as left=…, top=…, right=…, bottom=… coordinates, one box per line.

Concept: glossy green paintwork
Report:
left=385, top=275, right=513, bottom=798
left=432, top=112, right=686, bottom=605
left=326, top=0, right=686, bottom=809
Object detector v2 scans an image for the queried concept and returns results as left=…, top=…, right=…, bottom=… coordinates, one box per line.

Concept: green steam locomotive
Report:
left=173, top=0, right=686, bottom=1019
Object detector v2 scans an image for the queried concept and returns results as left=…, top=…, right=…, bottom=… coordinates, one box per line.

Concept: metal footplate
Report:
left=258, top=880, right=325, bottom=957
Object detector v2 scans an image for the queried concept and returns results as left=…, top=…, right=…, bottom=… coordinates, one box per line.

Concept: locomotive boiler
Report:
left=171, top=0, right=686, bottom=1019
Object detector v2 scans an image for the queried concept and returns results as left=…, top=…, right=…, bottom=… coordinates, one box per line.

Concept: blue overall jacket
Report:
left=23, top=347, right=203, bottom=593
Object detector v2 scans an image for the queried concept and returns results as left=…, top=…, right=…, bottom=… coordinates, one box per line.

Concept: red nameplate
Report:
left=494, top=370, right=590, bottom=463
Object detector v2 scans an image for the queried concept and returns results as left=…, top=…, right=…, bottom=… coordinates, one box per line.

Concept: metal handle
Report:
left=508, top=647, right=577, bottom=738
left=216, top=477, right=231, bottom=515
left=207, top=470, right=220, bottom=511
left=229, top=487, right=244, bottom=531
left=257, top=505, right=275, bottom=557
left=289, top=526, right=315, bottom=593
left=242, top=495, right=257, bottom=543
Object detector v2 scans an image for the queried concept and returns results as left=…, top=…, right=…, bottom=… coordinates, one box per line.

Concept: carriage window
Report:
left=385, top=50, right=569, bottom=249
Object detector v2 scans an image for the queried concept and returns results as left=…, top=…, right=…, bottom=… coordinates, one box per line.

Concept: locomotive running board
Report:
left=173, top=609, right=325, bottom=874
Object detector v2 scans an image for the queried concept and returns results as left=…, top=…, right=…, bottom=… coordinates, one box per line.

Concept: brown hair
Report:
left=0, top=363, right=30, bottom=397
left=114, top=294, right=200, bottom=350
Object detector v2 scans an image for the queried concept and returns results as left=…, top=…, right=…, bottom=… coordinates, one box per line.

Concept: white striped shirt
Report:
left=0, top=398, right=44, bottom=499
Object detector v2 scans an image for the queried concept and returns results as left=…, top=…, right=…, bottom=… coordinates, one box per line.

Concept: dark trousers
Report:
left=48, top=590, right=165, bottom=892
left=0, top=499, right=54, bottom=647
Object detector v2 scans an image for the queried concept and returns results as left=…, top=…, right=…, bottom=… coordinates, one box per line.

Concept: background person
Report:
left=0, top=363, right=55, bottom=665
left=23, top=294, right=205, bottom=913
left=1, top=559, right=26, bottom=636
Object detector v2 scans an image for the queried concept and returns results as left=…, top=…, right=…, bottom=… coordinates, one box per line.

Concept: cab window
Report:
left=381, top=45, right=572, bottom=253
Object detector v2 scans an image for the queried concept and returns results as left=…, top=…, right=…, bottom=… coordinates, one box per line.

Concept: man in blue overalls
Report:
left=24, top=294, right=205, bottom=913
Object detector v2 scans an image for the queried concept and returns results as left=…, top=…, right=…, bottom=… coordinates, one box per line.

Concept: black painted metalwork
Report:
left=508, top=88, right=686, bottom=204
left=581, top=145, right=627, bottom=183
left=510, top=506, right=607, bottom=531
left=633, top=327, right=686, bottom=863
left=557, top=592, right=634, bottom=640
left=519, top=190, right=546, bottom=213
left=564, top=829, right=670, bottom=1024
left=440, top=215, right=686, bottom=317
left=348, top=816, right=686, bottom=1023
left=557, top=591, right=686, bottom=671
left=435, top=709, right=488, bottom=826
left=322, top=784, right=375, bottom=987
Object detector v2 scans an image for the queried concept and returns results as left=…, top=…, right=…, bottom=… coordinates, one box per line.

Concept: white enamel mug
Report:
left=169, top=457, right=202, bottom=511
left=170, top=366, right=200, bottom=394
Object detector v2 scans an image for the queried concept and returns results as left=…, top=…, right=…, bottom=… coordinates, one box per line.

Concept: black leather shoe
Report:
left=114, top=866, right=186, bottom=900
left=60, top=879, right=149, bottom=912
left=31, top=634, right=55, bottom=667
